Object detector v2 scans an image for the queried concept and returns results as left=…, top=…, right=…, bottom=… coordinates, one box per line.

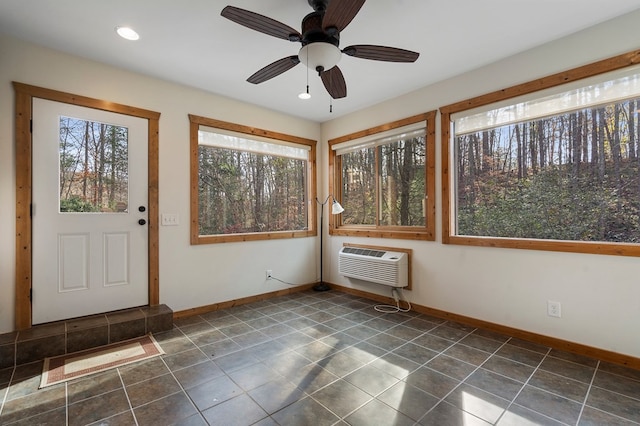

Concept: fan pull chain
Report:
left=329, top=70, right=333, bottom=113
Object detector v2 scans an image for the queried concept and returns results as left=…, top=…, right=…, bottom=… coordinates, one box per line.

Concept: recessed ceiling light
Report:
left=115, top=26, right=139, bottom=41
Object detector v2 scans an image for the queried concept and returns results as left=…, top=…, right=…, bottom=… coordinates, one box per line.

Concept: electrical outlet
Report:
left=266, top=270, right=272, bottom=280
left=547, top=300, right=561, bottom=318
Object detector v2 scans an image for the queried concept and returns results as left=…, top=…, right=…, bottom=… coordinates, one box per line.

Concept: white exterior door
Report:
left=32, top=98, right=149, bottom=324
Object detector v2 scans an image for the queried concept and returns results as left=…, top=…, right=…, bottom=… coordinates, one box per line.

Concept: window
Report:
left=329, top=112, right=436, bottom=240
left=59, top=117, right=129, bottom=213
left=440, top=50, right=640, bottom=256
left=189, top=115, right=317, bottom=244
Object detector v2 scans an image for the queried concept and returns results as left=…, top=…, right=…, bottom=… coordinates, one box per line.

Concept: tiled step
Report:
left=0, top=304, right=173, bottom=368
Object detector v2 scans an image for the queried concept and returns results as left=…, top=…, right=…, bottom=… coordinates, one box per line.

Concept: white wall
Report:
left=0, top=36, right=321, bottom=333
left=321, top=10, right=640, bottom=358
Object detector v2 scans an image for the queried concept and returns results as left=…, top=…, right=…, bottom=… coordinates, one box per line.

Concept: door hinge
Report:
left=30, top=204, right=33, bottom=217
left=29, top=288, right=32, bottom=302
left=30, top=119, right=32, bottom=133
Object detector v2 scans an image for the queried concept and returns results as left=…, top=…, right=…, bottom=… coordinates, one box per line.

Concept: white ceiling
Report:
left=2, top=0, right=640, bottom=123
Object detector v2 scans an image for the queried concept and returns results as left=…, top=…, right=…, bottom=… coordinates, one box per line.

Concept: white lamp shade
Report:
left=331, top=200, right=345, bottom=214
left=299, top=42, right=341, bottom=72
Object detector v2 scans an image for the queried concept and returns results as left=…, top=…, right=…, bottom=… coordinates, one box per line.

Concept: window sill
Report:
left=332, top=226, right=434, bottom=241
left=444, top=234, right=640, bottom=257
left=192, top=229, right=316, bottom=245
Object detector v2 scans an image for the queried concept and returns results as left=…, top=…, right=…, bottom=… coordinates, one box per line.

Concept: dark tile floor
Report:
left=1, top=290, right=639, bottom=425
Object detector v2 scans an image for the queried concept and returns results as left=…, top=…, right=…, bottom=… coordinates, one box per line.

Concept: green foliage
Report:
left=456, top=99, right=640, bottom=244
left=198, top=145, right=308, bottom=235
left=60, top=196, right=100, bottom=212
left=458, top=163, right=640, bottom=242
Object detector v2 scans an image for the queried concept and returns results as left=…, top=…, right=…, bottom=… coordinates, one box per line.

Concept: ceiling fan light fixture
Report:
left=115, top=26, right=140, bottom=41
left=298, top=43, right=341, bottom=74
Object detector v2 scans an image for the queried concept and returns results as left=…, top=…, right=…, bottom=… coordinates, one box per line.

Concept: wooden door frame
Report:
left=13, top=82, right=161, bottom=330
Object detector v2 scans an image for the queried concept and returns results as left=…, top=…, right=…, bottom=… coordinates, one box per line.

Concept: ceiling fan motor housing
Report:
left=301, top=11, right=339, bottom=47
left=300, top=4, right=341, bottom=74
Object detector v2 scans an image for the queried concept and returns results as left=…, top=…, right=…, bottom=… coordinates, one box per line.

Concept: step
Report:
left=0, top=304, right=173, bottom=368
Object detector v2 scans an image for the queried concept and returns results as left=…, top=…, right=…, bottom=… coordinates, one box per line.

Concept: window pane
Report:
left=341, top=148, right=376, bottom=225
left=198, top=145, right=308, bottom=235
left=380, top=137, right=426, bottom=226
left=455, top=99, right=640, bottom=242
left=59, top=116, right=129, bottom=213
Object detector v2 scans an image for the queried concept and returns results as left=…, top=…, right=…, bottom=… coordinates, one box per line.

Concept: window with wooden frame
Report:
left=329, top=112, right=436, bottom=240
left=189, top=114, right=317, bottom=244
left=440, top=49, right=640, bottom=256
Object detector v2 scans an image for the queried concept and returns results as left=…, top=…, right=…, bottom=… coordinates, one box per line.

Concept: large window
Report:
left=189, top=115, right=317, bottom=244
left=441, top=50, right=640, bottom=256
left=329, top=112, right=436, bottom=240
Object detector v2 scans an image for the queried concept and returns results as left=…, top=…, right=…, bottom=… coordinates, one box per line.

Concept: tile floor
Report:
left=1, top=290, right=639, bottom=425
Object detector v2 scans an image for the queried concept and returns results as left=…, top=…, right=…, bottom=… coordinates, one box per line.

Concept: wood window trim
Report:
left=189, top=114, right=318, bottom=244
left=328, top=111, right=437, bottom=241
left=440, top=49, right=640, bottom=257
left=13, top=82, right=161, bottom=330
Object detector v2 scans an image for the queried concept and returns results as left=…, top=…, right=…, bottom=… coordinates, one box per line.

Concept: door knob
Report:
left=138, top=219, right=146, bottom=225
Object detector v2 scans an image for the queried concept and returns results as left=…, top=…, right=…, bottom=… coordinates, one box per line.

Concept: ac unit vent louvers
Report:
left=341, top=247, right=385, bottom=258
left=338, top=247, right=408, bottom=288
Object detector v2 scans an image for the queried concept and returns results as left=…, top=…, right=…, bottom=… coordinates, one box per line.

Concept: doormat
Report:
left=40, top=334, right=164, bottom=388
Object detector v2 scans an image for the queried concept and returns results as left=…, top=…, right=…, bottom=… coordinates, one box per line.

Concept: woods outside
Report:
left=340, top=137, right=426, bottom=228
left=198, top=146, right=308, bottom=235
left=59, top=117, right=129, bottom=213
left=456, top=99, right=640, bottom=242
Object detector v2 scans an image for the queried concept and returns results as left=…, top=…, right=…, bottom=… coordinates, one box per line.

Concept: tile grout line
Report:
left=494, top=346, right=557, bottom=425
left=64, top=382, right=69, bottom=426
left=0, top=366, right=17, bottom=419
left=415, top=328, right=513, bottom=424
left=574, top=359, right=600, bottom=425
left=116, top=366, right=140, bottom=426
left=296, top=304, right=491, bottom=423
left=164, top=323, right=224, bottom=424
left=252, top=297, right=396, bottom=423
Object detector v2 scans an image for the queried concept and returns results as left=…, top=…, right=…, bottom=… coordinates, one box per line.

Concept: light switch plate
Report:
left=161, top=213, right=179, bottom=226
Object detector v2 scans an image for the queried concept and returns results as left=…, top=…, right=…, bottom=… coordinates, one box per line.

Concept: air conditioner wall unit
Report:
left=338, top=246, right=408, bottom=288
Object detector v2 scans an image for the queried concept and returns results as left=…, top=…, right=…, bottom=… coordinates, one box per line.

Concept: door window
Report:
left=59, top=116, right=129, bottom=213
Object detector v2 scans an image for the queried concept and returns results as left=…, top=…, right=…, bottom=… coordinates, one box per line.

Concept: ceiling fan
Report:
left=220, top=0, right=420, bottom=99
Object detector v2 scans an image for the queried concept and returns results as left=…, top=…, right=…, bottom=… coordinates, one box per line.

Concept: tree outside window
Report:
left=59, top=116, right=129, bottom=213
left=189, top=115, right=317, bottom=244
left=329, top=112, right=436, bottom=241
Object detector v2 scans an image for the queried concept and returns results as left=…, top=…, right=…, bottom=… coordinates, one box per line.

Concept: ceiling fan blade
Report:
left=247, top=56, right=300, bottom=84
left=320, top=66, right=347, bottom=99
left=322, top=0, right=366, bottom=32
left=221, top=6, right=301, bottom=41
left=343, top=45, right=420, bottom=62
